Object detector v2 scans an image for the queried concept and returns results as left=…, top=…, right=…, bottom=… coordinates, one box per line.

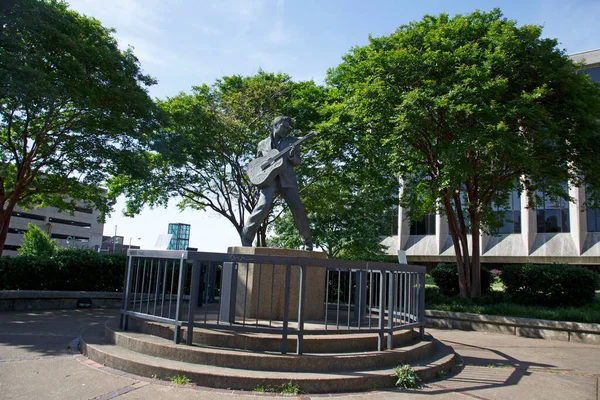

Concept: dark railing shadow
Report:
left=411, top=339, right=558, bottom=396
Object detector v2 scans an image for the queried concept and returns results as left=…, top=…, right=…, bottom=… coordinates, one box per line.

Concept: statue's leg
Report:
left=241, top=185, right=277, bottom=246
left=280, top=186, right=313, bottom=250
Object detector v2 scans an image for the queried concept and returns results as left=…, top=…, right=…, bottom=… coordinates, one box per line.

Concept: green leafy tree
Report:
left=327, top=9, right=600, bottom=297
left=110, top=72, right=325, bottom=246
left=17, top=222, right=57, bottom=257
left=0, top=0, right=159, bottom=256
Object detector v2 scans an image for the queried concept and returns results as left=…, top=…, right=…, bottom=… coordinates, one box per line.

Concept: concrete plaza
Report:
left=0, top=309, right=598, bottom=399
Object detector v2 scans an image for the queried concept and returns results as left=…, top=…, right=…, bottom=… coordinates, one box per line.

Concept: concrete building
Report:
left=384, top=49, right=600, bottom=267
left=4, top=204, right=104, bottom=256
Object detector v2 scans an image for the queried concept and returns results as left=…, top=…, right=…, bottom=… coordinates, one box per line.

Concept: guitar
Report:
left=246, top=132, right=316, bottom=188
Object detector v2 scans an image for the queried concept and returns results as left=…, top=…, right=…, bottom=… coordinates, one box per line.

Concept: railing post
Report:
left=219, top=262, right=237, bottom=324
left=419, top=271, right=425, bottom=339
left=296, top=265, right=306, bottom=355
left=281, top=263, right=291, bottom=354
left=354, top=270, right=367, bottom=327
left=173, top=254, right=187, bottom=344
left=187, top=261, right=201, bottom=346
left=377, top=271, right=386, bottom=351
left=120, top=253, right=135, bottom=330
left=387, top=271, right=396, bottom=350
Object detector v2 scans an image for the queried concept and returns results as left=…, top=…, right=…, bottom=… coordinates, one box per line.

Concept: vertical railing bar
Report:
left=419, top=272, right=425, bottom=339
left=408, top=272, right=412, bottom=324
left=403, top=271, right=408, bottom=325
left=336, top=269, right=341, bottom=330
left=242, top=262, right=249, bottom=326
left=377, top=271, right=385, bottom=351
left=216, top=262, right=223, bottom=325
left=387, top=271, right=395, bottom=349
left=255, top=263, right=262, bottom=327
left=173, top=256, right=187, bottom=344
left=160, top=260, right=168, bottom=317
left=120, top=254, right=135, bottom=330
left=153, top=259, right=161, bottom=316
left=269, top=263, right=274, bottom=327
left=132, top=258, right=141, bottom=312
left=324, top=268, right=330, bottom=330
left=347, top=270, right=352, bottom=329
left=368, top=269, right=372, bottom=329
left=281, top=263, right=292, bottom=354
left=146, top=259, right=154, bottom=315
left=187, top=261, right=200, bottom=346
left=168, top=259, right=176, bottom=320
left=296, top=264, right=306, bottom=355
left=139, top=259, right=147, bottom=313
left=204, top=261, right=211, bottom=324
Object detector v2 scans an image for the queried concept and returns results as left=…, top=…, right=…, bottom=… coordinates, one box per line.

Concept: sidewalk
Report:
left=0, top=309, right=598, bottom=400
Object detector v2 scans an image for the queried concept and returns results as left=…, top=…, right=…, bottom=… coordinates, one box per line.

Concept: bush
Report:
left=0, top=249, right=126, bottom=291
left=18, top=223, right=57, bottom=258
left=430, top=264, right=492, bottom=296
left=502, top=264, right=600, bottom=307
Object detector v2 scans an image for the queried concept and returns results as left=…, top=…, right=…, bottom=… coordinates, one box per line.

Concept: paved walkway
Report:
left=0, top=309, right=598, bottom=400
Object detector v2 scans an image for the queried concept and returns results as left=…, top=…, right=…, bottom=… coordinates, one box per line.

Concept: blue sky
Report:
left=65, top=0, right=599, bottom=252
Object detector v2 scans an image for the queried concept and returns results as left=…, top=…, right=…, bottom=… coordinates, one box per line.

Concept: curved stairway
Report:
left=81, top=317, right=458, bottom=393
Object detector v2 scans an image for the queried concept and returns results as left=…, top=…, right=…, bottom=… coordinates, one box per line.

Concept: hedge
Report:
left=501, top=263, right=599, bottom=307
left=0, top=249, right=126, bottom=292
left=430, top=264, right=492, bottom=296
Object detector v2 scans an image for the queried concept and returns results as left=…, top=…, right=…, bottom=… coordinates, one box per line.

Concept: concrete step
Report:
left=81, top=323, right=458, bottom=393
left=106, top=320, right=435, bottom=372
left=127, top=317, right=418, bottom=353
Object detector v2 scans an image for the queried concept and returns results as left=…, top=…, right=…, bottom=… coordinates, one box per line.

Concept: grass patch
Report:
left=253, top=381, right=301, bottom=395
left=425, top=287, right=600, bottom=323
left=169, top=375, right=191, bottom=385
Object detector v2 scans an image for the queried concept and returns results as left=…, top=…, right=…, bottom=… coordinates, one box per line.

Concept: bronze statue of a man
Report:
left=241, top=116, right=313, bottom=250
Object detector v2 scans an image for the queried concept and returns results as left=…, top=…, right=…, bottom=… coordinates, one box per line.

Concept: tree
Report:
left=17, top=222, right=57, bottom=257
left=327, top=9, right=600, bottom=297
left=110, top=72, right=326, bottom=246
left=0, top=0, right=159, bottom=256
left=269, top=170, right=394, bottom=258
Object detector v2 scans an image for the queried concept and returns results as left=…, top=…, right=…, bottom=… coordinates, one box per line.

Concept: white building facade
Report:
left=384, top=49, right=600, bottom=267
left=4, top=205, right=104, bottom=256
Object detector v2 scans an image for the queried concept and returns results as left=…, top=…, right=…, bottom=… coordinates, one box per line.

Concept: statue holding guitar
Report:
left=241, top=116, right=315, bottom=250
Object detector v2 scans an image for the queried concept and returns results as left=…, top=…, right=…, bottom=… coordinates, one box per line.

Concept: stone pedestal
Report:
left=226, top=247, right=327, bottom=321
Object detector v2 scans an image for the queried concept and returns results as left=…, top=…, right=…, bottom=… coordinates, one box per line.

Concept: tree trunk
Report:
left=470, top=213, right=482, bottom=298
left=0, top=204, right=16, bottom=257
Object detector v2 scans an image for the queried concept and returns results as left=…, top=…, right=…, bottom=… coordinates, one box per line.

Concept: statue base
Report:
left=224, top=247, right=327, bottom=321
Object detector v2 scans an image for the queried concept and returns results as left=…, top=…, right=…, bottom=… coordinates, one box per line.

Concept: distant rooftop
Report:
left=569, top=48, right=600, bottom=69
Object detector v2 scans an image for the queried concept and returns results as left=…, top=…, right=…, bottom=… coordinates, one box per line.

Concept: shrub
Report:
left=18, top=223, right=57, bottom=258
left=0, top=249, right=126, bottom=291
left=502, top=264, right=600, bottom=307
left=430, top=264, right=492, bottom=296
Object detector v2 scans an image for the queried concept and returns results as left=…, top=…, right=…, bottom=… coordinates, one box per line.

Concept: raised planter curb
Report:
left=425, top=309, right=600, bottom=345
left=0, top=290, right=123, bottom=311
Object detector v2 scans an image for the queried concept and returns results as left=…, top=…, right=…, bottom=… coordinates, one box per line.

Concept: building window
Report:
left=536, top=184, right=570, bottom=233
left=168, top=223, right=191, bottom=250
left=74, top=206, right=93, bottom=214
left=586, top=186, right=600, bottom=232
left=409, top=213, right=436, bottom=235
left=493, top=189, right=521, bottom=234
left=11, top=211, right=46, bottom=221
left=3, top=244, right=20, bottom=251
left=48, top=217, right=91, bottom=228
left=51, top=233, right=89, bottom=242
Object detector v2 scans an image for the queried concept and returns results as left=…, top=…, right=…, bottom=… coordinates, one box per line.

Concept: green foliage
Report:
left=278, top=381, right=301, bottom=395
left=425, top=290, right=600, bottom=324
left=109, top=72, right=326, bottom=246
left=430, top=264, right=492, bottom=296
left=327, top=9, right=600, bottom=298
left=501, top=264, right=599, bottom=307
left=169, top=375, right=191, bottom=385
left=0, top=0, right=159, bottom=256
left=0, top=249, right=126, bottom=291
left=17, top=223, right=57, bottom=257
left=393, top=364, right=421, bottom=389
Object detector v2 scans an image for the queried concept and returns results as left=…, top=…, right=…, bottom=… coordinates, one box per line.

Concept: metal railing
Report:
left=120, top=249, right=426, bottom=354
